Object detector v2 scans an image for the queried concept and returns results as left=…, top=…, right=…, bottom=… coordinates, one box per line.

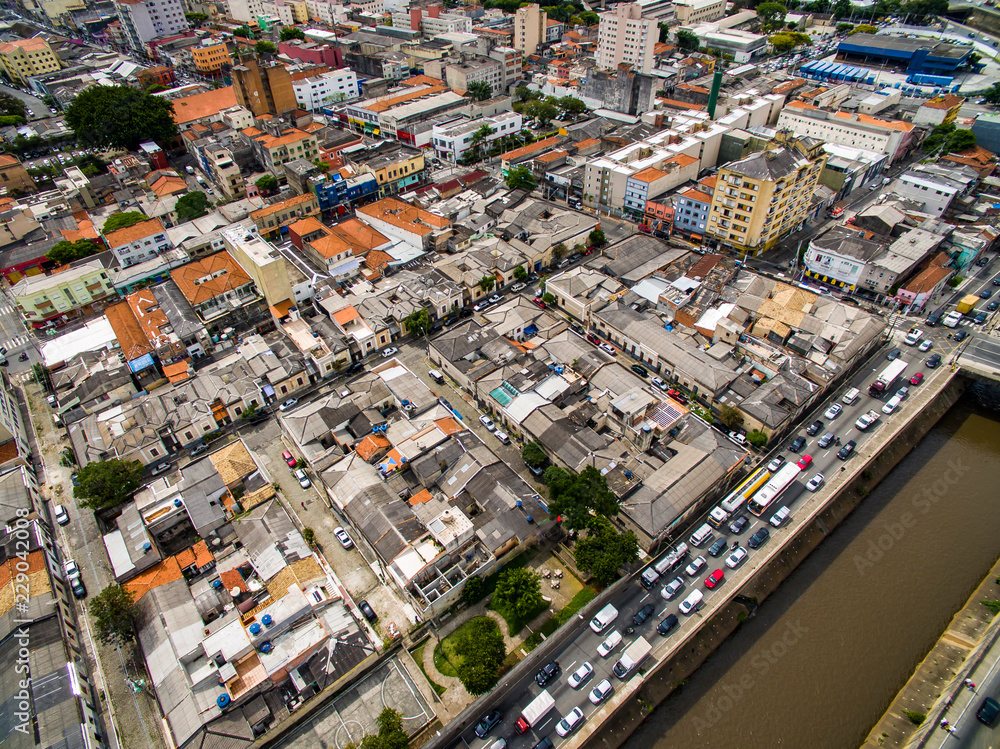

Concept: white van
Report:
left=688, top=523, right=713, bottom=548
left=589, top=603, right=618, bottom=633
left=842, top=387, right=860, bottom=405
left=679, top=589, right=704, bottom=615
left=429, top=369, right=445, bottom=384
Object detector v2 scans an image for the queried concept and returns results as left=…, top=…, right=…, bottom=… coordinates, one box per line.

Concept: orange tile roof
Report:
left=270, top=299, right=294, bottom=318
left=103, top=218, right=165, bottom=248
left=252, top=128, right=314, bottom=150
left=60, top=219, right=99, bottom=243
left=357, top=197, right=449, bottom=236
left=667, top=153, right=698, bottom=168
left=788, top=100, right=819, bottom=110
left=537, top=149, right=568, bottom=163
left=105, top=301, right=153, bottom=361
left=219, top=568, right=248, bottom=593
left=361, top=84, right=448, bottom=114
left=679, top=187, right=713, bottom=203
left=922, top=94, right=964, bottom=110
left=401, top=74, right=442, bottom=87
left=833, top=111, right=913, bottom=132
left=0, top=440, right=19, bottom=464
left=163, top=360, right=192, bottom=383
left=659, top=98, right=705, bottom=111
left=309, top=217, right=389, bottom=259
left=172, top=86, right=238, bottom=125
left=289, top=216, right=328, bottom=237
left=125, top=557, right=183, bottom=601
left=699, top=175, right=718, bottom=190
left=169, top=251, right=252, bottom=305
left=0, top=154, right=19, bottom=168
left=127, top=288, right=179, bottom=352
left=0, top=550, right=45, bottom=587
left=364, top=249, right=393, bottom=271
left=407, top=488, right=432, bottom=506
left=356, top=434, right=391, bottom=461
left=677, top=83, right=709, bottom=94
left=500, top=135, right=561, bottom=162
left=150, top=174, right=188, bottom=197
left=575, top=137, right=600, bottom=149
left=251, top=192, right=315, bottom=220
left=434, top=417, right=464, bottom=435
left=333, top=305, right=359, bottom=325
left=630, top=167, right=667, bottom=183
left=175, top=540, right=213, bottom=569
left=0, top=37, right=51, bottom=54
left=773, top=78, right=806, bottom=94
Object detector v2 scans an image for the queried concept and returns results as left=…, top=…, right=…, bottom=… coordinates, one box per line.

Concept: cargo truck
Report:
left=957, top=295, right=980, bottom=315
left=868, top=359, right=907, bottom=397
left=612, top=636, right=652, bottom=679
left=515, top=691, right=556, bottom=734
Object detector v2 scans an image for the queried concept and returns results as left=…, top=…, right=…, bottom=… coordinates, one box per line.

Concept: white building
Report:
left=597, top=3, right=657, bottom=75
left=514, top=3, right=546, bottom=56
left=895, top=168, right=965, bottom=216
left=673, top=0, right=725, bottom=24
left=422, top=12, right=472, bottom=34
left=432, top=112, right=523, bottom=162
left=103, top=218, right=173, bottom=268
left=225, top=0, right=264, bottom=22
left=305, top=0, right=348, bottom=23
left=775, top=105, right=913, bottom=162
left=113, top=0, right=189, bottom=52
left=292, top=69, right=360, bottom=110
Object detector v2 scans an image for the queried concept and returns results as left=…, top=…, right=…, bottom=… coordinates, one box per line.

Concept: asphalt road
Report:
left=0, top=81, right=48, bottom=119
left=0, top=287, right=38, bottom=377
left=932, top=650, right=1000, bottom=747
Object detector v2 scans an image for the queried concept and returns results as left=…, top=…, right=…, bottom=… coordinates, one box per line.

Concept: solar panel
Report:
left=649, top=401, right=684, bottom=429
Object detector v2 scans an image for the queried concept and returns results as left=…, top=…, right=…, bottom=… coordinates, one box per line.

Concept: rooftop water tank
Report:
left=212, top=579, right=222, bottom=589
left=174, top=499, right=183, bottom=508
left=217, top=694, right=230, bottom=708
left=249, top=622, right=261, bottom=635
left=555, top=366, right=564, bottom=374
left=260, top=642, right=272, bottom=654
left=142, top=541, right=152, bottom=551
left=262, top=614, right=273, bottom=626
left=516, top=499, right=523, bottom=507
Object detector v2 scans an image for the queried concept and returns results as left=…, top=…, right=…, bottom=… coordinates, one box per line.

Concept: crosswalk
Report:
left=9, top=370, right=33, bottom=384
left=3, top=334, right=30, bottom=349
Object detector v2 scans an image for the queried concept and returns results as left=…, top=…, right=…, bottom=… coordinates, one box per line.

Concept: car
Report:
left=709, top=537, right=729, bottom=557
left=837, top=440, right=857, bottom=460
left=599, top=343, right=616, bottom=355
left=725, top=546, right=749, bottom=569
left=657, top=614, right=679, bottom=636
left=666, top=389, right=688, bottom=404
left=895, top=386, right=909, bottom=400
left=589, top=679, right=614, bottom=705
left=651, top=376, right=668, bottom=390
left=796, top=454, right=812, bottom=470
left=767, top=455, right=786, bottom=472
left=918, top=339, right=932, bottom=352
left=474, top=709, right=504, bottom=738
left=150, top=461, right=171, bottom=476
left=511, top=282, right=526, bottom=292
left=954, top=330, right=968, bottom=342
left=729, top=515, right=749, bottom=534
left=748, top=527, right=770, bottom=549
left=536, top=661, right=561, bottom=686
left=555, top=707, right=584, bottom=738
left=909, top=372, right=924, bottom=385
left=479, top=415, right=495, bottom=431
left=684, top=555, right=707, bottom=577
left=64, top=558, right=80, bottom=580
left=282, top=450, right=297, bottom=467
left=630, top=364, right=649, bottom=378
left=69, top=574, right=87, bottom=599
left=597, top=630, right=622, bottom=657
left=887, top=348, right=902, bottom=360
left=805, top=472, right=826, bottom=493
left=190, top=443, right=210, bottom=457
left=769, top=506, right=791, bottom=528
left=293, top=469, right=311, bottom=489
left=568, top=662, right=594, bottom=689
left=975, top=311, right=988, bottom=325
left=473, top=302, right=488, bottom=312
left=278, top=398, right=298, bottom=412
left=586, top=333, right=601, bottom=345
left=989, top=301, right=999, bottom=311
left=926, top=353, right=942, bottom=368
left=705, top=569, right=725, bottom=589
left=334, top=527, right=353, bottom=549
left=882, top=394, right=903, bottom=414
left=358, top=600, right=377, bottom=622
left=532, top=296, right=546, bottom=308
left=788, top=436, right=806, bottom=453
left=493, top=429, right=510, bottom=444
left=994, top=276, right=1000, bottom=286
left=817, top=432, right=835, bottom=449
left=661, top=576, right=685, bottom=600
left=977, top=697, right=1000, bottom=726
left=982, top=288, right=994, bottom=299
left=53, top=504, right=69, bottom=525
left=806, top=419, right=823, bottom=436
left=381, top=347, right=399, bottom=358
left=488, top=294, right=502, bottom=304
left=632, top=603, right=655, bottom=626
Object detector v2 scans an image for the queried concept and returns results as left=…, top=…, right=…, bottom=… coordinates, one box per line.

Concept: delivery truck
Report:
left=515, top=691, right=556, bottom=734
left=868, top=359, right=907, bottom=397
left=612, top=636, right=652, bottom=679
left=957, top=295, right=980, bottom=315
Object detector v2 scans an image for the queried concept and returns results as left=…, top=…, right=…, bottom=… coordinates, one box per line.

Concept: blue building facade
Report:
left=837, top=33, right=972, bottom=75
left=673, top=188, right=712, bottom=237
left=312, top=172, right=379, bottom=216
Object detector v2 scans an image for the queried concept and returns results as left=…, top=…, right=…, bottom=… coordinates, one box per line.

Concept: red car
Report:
left=705, top=569, right=725, bottom=589
left=666, top=389, right=688, bottom=405
left=586, top=333, right=601, bottom=345
left=909, top=372, right=924, bottom=386
left=796, top=454, right=812, bottom=470
left=532, top=296, right=546, bottom=308
left=282, top=450, right=297, bottom=467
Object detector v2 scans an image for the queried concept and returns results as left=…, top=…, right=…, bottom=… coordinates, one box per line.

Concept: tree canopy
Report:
left=544, top=465, right=620, bottom=531
left=559, top=96, right=586, bottom=114
left=848, top=23, right=877, bottom=33
left=589, top=228, right=606, bottom=248
left=46, top=239, right=98, bottom=265
left=256, top=40, right=278, bottom=56
left=522, top=440, right=549, bottom=469
left=256, top=174, right=278, bottom=194
left=404, top=307, right=431, bottom=336
left=0, top=94, right=26, bottom=120
left=103, top=211, right=148, bottom=234
left=234, top=24, right=254, bottom=38
left=514, top=265, right=529, bottom=282
left=280, top=26, right=306, bottom=41
left=491, top=567, right=545, bottom=630
left=675, top=29, right=700, bottom=52
left=175, top=191, right=211, bottom=221
left=757, top=2, right=787, bottom=30
left=358, top=708, right=410, bottom=749
left=524, top=99, right=558, bottom=124
left=478, top=275, right=496, bottom=293
left=574, top=517, right=639, bottom=586
left=65, top=86, right=177, bottom=151
left=505, top=166, right=536, bottom=191
left=452, top=617, right=506, bottom=695
left=768, top=31, right=811, bottom=52
left=73, top=458, right=145, bottom=510
left=983, top=83, right=1000, bottom=105
left=91, top=583, right=139, bottom=645
left=467, top=81, right=493, bottom=101
left=516, top=85, right=544, bottom=103
left=923, top=123, right=976, bottom=155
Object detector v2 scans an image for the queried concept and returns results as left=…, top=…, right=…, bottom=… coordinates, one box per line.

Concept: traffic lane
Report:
left=941, top=651, right=1000, bottom=748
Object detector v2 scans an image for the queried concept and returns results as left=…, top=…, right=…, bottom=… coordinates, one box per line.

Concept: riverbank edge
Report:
left=577, top=373, right=970, bottom=749
left=862, top=561, right=1000, bottom=748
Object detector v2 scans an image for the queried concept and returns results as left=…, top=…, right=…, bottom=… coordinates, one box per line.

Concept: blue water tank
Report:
left=260, top=642, right=272, bottom=654
left=212, top=579, right=222, bottom=589
left=525, top=515, right=534, bottom=524
left=217, top=694, right=230, bottom=708
left=555, top=366, right=564, bottom=374
left=142, top=541, right=152, bottom=551
left=174, top=499, right=182, bottom=507
left=262, top=614, right=273, bottom=626
left=249, top=622, right=261, bottom=635
left=516, top=499, right=523, bottom=507
left=401, top=399, right=410, bottom=406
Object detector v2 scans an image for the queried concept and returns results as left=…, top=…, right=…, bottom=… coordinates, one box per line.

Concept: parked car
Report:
left=150, top=461, right=172, bottom=476
left=334, top=527, right=353, bottom=549
left=479, top=415, right=495, bottom=431
left=64, top=558, right=80, bottom=580
left=651, top=376, right=668, bottom=390
left=918, top=339, right=933, bottom=352
left=532, top=296, right=546, bottom=308
left=926, top=353, right=942, bottom=368
left=69, top=575, right=86, bottom=599
left=294, top=469, right=311, bottom=489
left=282, top=450, right=297, bottom=467
left=586, top=333, right=601, bottom=345
left=630, top=364, right=649, bottom=378
left=977, top=697, right=1000, bottom=726
left=666, top=389, right=688, bottom=404
left=887, top=348, right=902, bottom=360
left=488, top=294, right=502, bottom=304
left=599, top=343, right=616, bottom=355
left=954, top=330, right=968, bottom=342
left=279, top=398, right=298, bottom=412
left=381, top=347, right=399, bottom=358
left=358, top=600, right=378, bottom=622
left=53, top=504, right=69, bottom=525
left=493, top=429, right=510, bottom=444
left=190, top=443, right=210, bottom=457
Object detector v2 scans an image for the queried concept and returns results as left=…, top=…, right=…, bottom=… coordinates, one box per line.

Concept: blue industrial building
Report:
left=311, top=171, right=379, bottom=216
left=972, top=114, right=1000, bottom=157
left=836, top=33, right=972, bottom=75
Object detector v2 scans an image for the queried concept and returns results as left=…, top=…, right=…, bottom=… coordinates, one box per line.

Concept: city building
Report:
left=596, top=3, right=657, bottom=75
left=673, top=0, right=726, bottom=24
left=232, top=59, right=296, bottom=117
left=488, top=46, right=522, bottom=92
left=913, top=94, right=964, bottom=127
left=12, top=257, right=115, bottom=327
left=226, top=0, right=264, bottom=21
left=445, top=57, right=503, bottom=96
left=0, top=153, right=36, bottom=193
left=837, top=33, right=972, bottom=75
left=292, top=68, right=360, bottom=110
left=672, top=186, right=713, bottom=238
left=242, top=125, right=320, bottom=174
left=677, top=24, right=767, bottom=62
left=357, top=197, right=451, bottom=251
left=894, top=163, right=977, bottom=217
left=190, top=40, right=230, bottom=76
left=706, top=136, right=826, bottom=256
left=514, top=3, right=547, bottom=56
left=169, top=250, right=264, bottom=328
left=431, top=112, right=523, bottom=162
left=776, top=104, right=916, bottom=164
left=113, top=0, right=189, bottom=53
left=972, top=113, right=1000, bottom=156
left=0, top=37, right=60, bottom=84
left=251, top=193, right=321, bottom=237
left=102, top=217, right=172, bottom=268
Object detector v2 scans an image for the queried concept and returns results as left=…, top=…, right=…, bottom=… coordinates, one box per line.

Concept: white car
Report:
left=824, top=403, right=843, bottom=420
left=724, top=547, right=748, bottom=569
left=493, top=429, right=510, bottom=444
left=661, top=576, right=684, bottom=600
left=589, top=679, right=614, bottom=705
left=882, top=394, right=903, bottom=415
left=334, top=527, right=353, bottom=549
left=479, top=415, right=495, bottom=431
left=53, top=504, right=69, bottom=525
left=918, top=339, right=933, bottom=352
left=278, top=398, right=298, bottom=412
left=150, top=461, right=172, bottom=476
left=63, top=558, right=80, bottom=580
left=684, top=555, right=707, bottom=577
left=555, top=707, right=585, bottom=738
left=806, top=472, right=825, bottom=492
left=597, top=630, right=622, bottom=657
left=599, top=343, right=616, bottom=355
left=767, top=455, right=785, bottom=473
left=651, top=376, right=668, bottom=391
left=381, top=347, right=399, bottom=358
left=567, top=662, right=594, bottom=689
left=294, top=469, right=311, bottom=489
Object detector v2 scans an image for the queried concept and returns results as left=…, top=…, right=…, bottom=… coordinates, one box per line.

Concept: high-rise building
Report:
left=0, top=37, right=60, bottom=84
left=113, top=0, right=189, bottom=53
left=232, top=58, right=297, bottom=116
left=596, top=2, right=657, bottom=75
left=706, top=135, right=826, bottom=256
left=514, top=3, right=546, bottom=56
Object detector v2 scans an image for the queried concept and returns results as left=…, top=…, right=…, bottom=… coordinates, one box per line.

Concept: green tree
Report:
left=551, top=242, right=566, bottom=263
left=467, top=81, right=493, bottom=101
left=185, top=12, right=208, bottom=23
left=65, top=86, right=177, bottom=151
left=748, top=429, right=768, bottom=448
left=405, top=307, right=432, bottom=336
left=234, top=24, right=254, bottom=38
left=558, top=96, right=586, bottom=114
left=516, top=84, right=543, bottom=103
left=280, top=26, right=306, bottom=41
left=541, top=292, right=556, bottom=305
left=175, top=191, right=211, bottom=221
left=834, top=0, right=852, bottom=17
left=589, top=228, right=606, bottom=248
left=0, top=94, right=26, bottom=118
left=946, top=129, right=977, bottom=153
left=102, top=211, right=148, bottom=234
left=675, top=28, right=700, bottom=51
left=505, top=165, right=537, bottom=191
left=256, top=174, right=278, bottom=194
left=513, top=265, right=529, bottom=283
left=836, top=22, right=854, bottom=33
left=526, top=99, right=558, bottom=124
left=924, top=123, right=976, bottom=155
left=358, top=708, right=411, bottom=749
left=580, top=10, right=600, bottom=24
left=91, top=583, right=139, bottom=645
left=74, top=458, right=145, bottom=510
left=302, top=527, right=317, bottom=548
left=256, top=40, right=278, bottom=56
left=453, top=618, right=506, bottom=695
left=46, top=239, right=98, bottom=264
left=768, top=31, right=811, bottom=52
left=478, top=275, right=496, bottom=294
left=522, top=440, right=549, bottom=469
left=848, top=22, right=877, bottom=33
left=491, top=567, right=545, bottom=626
left=470, top=123, right=496, bottom=161
left=757, top=2, right=787, bottom=30
left=718, top=403, right=744, bottom=429
left=574, top=517, right=640, bottom=586
left=546, top=465, right=620, bottom=531
left=983, top=82, right=1000, bottom=105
